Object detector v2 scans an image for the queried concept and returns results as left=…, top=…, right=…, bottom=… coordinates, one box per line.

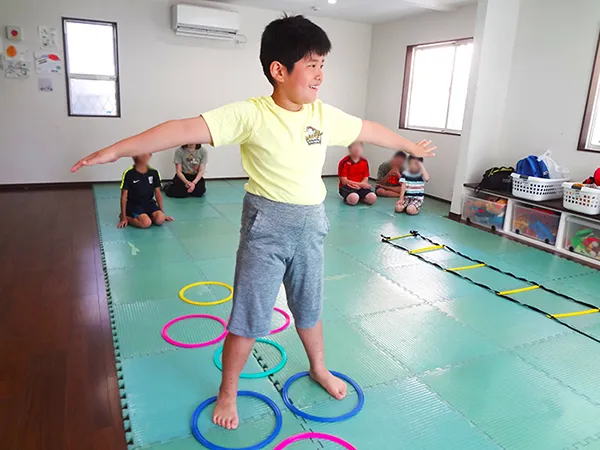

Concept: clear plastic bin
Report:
left=462, top=194, right=507, bottom=231
left=563, top=216, right=600, bottom=262
left=512, top=204, right=560, bottom=245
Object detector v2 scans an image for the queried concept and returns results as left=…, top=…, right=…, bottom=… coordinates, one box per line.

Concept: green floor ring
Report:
left=213, top=338, right=288, bottom=379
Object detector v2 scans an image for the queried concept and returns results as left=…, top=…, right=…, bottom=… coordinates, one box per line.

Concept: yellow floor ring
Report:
left=179, top=281, right=234, bottom=306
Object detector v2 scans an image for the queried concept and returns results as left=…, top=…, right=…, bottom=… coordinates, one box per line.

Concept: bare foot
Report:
left=310, top=369, right=347, bottom=400
left=212, top=390, right=239, bottom=430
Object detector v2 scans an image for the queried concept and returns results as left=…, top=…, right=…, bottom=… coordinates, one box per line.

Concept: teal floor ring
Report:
left=213, top=338, right=288, bottom=379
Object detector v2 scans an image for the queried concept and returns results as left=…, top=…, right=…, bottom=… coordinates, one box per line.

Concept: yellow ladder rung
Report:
left=550, top=309, right=600, bottom=319
left=388, top=233, right=414, bottom=241
left=446, top=263, right=486, bottom=272
left=497, top=285, right=540, bottom=296
left=409, top=245, right=445, bottom=254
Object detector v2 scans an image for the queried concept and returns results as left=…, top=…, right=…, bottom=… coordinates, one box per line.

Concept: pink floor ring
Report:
left=161, top=314, right=228, bottom=348
left=270, top=308, right=291, bottom=335
left=274, top=432, right=357, bottom=450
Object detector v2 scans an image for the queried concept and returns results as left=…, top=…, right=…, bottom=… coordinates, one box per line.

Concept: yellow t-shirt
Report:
left=201, top=96, right=363, bottom=205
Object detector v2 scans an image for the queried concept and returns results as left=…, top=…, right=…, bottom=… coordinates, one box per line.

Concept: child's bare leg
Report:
left=345, top=192, right=359, bottom=205
left=363, top=192, right=377, bottom=205
left=376, top=187, right=401, bottom=197
left=406, top=205, right=420, bottom=215
left=213, top=333, right=255, bottom=430
left=128, top=214, right=152, bottom=228
left=297, top=321, right=347, bottom=400
left=152, top=210, right=166, bottom=225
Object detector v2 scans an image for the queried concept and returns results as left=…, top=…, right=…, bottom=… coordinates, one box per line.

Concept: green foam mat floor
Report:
left=93, top=178, right=600, bottom=450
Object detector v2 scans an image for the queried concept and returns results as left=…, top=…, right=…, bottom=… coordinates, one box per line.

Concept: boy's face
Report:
left=408, top=159, right=421, bottom=173
left=281, top=54, right=324, bottom=105
left=390, top=155, right=406, bottom=170
left=348, top=142, right=363, bottom=159
left=134, top=153, right=151, bottom=166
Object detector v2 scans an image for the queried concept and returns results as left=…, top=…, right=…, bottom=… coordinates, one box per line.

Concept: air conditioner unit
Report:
left=171, top=4, right=241, bottom=40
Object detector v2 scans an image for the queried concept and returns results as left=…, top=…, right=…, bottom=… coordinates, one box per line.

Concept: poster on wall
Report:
left=4, top=43, right=28, bottom=61
left=34, top=52, right=62, bottom=73
left=6, top=26, right=23, bottom=41
left=38, top=26, right=57, bottom=49
left=5, top=60, right=31, bottom=78
left=38, top=77, right=53, bottom=92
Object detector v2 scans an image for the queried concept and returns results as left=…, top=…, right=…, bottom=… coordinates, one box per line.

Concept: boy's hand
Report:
left=187, top=182, right=196, bottom=193
left=117, top=219, right=128, bottom=228
left=360, top=182, right=372, bottom=189
left=347, top=181, right=361, bottom=189
left=409, top=140, right=436, bottom=158
left=71, top=146, right=119, bottom=172
left=165, top=216, right=174, bottom=222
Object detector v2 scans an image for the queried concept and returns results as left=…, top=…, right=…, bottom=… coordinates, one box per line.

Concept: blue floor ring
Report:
left=282, top=371, right=365, bottom=423
left=213, top=338, right=287, bottom=379
left=191, top=390, right=283, bottom=450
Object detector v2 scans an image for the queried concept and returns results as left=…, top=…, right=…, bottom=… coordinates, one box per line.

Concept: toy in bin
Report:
left=569, top=229, right=600, bottom=260
left=464, top=196, right=507, bottom=230
left=583, top=167, right=600, bottom=187
left=513, top=206, right=559, bottom=244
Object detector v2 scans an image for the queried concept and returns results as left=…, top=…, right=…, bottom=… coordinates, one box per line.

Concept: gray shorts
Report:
left=228, top=193, right=329, bottom=338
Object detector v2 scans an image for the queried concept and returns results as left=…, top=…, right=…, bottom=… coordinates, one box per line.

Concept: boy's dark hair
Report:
left=182, top=144, right=202, bottom=150
left=408, top=155, right=424, bottom=162
left=260, top=15, right=332, bottom=86
left=394, top=151, right=407, bottom=159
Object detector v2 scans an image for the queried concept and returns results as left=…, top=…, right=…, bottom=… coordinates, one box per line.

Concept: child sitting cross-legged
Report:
left=375, top=151, right=407, bottom=197
left=337, top=141, right=377, bottom=206
left=395, top=155, right=430, bottom=215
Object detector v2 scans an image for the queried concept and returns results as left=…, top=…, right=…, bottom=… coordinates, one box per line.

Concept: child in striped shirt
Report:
left=395, top=155, right=429, bottom=214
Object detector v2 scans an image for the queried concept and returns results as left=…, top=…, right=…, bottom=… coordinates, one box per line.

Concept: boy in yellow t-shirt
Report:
left=71, top=15, right=435, bottom=430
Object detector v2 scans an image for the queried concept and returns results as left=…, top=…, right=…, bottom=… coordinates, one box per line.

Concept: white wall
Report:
left=364, top=5, right=478, bottom=201
left=498, top=0, right=600, bottom=181
left=0, top=0, right=372, bottom=184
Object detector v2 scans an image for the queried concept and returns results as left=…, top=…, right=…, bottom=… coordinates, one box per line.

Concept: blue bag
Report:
left=516, top=155, right=549, bottom=178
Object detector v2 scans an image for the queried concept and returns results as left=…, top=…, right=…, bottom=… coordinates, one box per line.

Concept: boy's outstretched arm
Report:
left=71, top=117, right=213, bottom=172
left=357, top=120, right=436, bottom=158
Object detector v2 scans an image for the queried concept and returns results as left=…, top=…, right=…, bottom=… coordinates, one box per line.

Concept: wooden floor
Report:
left=0, top=188, right=125, bottom=450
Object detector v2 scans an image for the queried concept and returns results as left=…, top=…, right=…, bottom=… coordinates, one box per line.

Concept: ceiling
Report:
left=210, top=0, right=476, bottom=24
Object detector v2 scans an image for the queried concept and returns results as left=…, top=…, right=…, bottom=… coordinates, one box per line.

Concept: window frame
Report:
left=62, top=17, right=121, bottom=118
left=399, top=37, right=474, bottom=136
left=578, top=31, right=600, bottom=153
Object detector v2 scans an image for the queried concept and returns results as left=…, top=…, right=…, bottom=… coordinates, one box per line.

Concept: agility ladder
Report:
left=382, top=230, right=600, bottom=344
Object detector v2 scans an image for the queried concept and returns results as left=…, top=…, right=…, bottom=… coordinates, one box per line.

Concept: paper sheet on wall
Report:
left=38, top=26, right=58, bottom=49
left=5, top=60, right=31, bottom=78
left=35, top=52, right=62, bottom=73
left=38, top=77, right=53, bottom=92
left=4, top=43, right=28, bottom=61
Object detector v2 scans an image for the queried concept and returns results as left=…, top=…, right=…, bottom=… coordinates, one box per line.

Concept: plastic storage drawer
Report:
left=512, top=204, right=560, bottom=245
left=462, top=194, right=507, bottom=231
left=563, top=216, right=600, bottom=262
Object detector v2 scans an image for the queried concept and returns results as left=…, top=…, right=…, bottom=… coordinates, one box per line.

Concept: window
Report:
left=62, top=18, right=120, bottom=117
left=400, top=38, right=473, bottom=135
left=579, top=32, right=600, bottom=152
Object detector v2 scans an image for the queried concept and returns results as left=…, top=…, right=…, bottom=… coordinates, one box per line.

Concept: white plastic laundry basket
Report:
left=511, top=173, right=569, bottom=202
left=562, top=183, right=600, bottom=215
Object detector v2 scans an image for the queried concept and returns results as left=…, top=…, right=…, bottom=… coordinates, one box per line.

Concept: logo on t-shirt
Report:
left=148, top=176, right=154, bottom=184
left=305, top=126, right=323, bottom=145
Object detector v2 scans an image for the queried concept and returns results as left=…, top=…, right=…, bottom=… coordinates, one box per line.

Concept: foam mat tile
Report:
left=168, top=217, right=238, bottom=240
left=436, top=292, right=567, bottom=348
left=323, top=246, right=372, bottom=278
left=194, top=256, right=237, bottom=287
left=93, top=183, right=121, bottom=198
left=121, top=349, right=285, bottom=447
left=513, top=333, right=600, bottom=405
left=303, top=378, right=501, bottom=450
left=354, top=305, right=500, bottom=374
left=106, top=260, right=207, bottom=304
left=102, top=237, right=191, bottom=270
left=98, top=220, right=176, bottom=243
left=261, top=321, right=410, bottom=408
left=113, top=299, right=231, bottom=359
left=338, top=242, right=421, bottom=270
left=422, top=352, right=600, bottom=450
left=179, top=235, right=240, bottom=260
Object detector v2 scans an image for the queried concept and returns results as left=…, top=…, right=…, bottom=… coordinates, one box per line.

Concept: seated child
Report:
left=338, top=141, right=377, bottom=206
left=166, top=144, right=208, bottom=198
left=395, top=155, right=430, bottom=215
left=118, top=154, right=174, bottom=228
left=375, top=151, right=407, bottom=197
